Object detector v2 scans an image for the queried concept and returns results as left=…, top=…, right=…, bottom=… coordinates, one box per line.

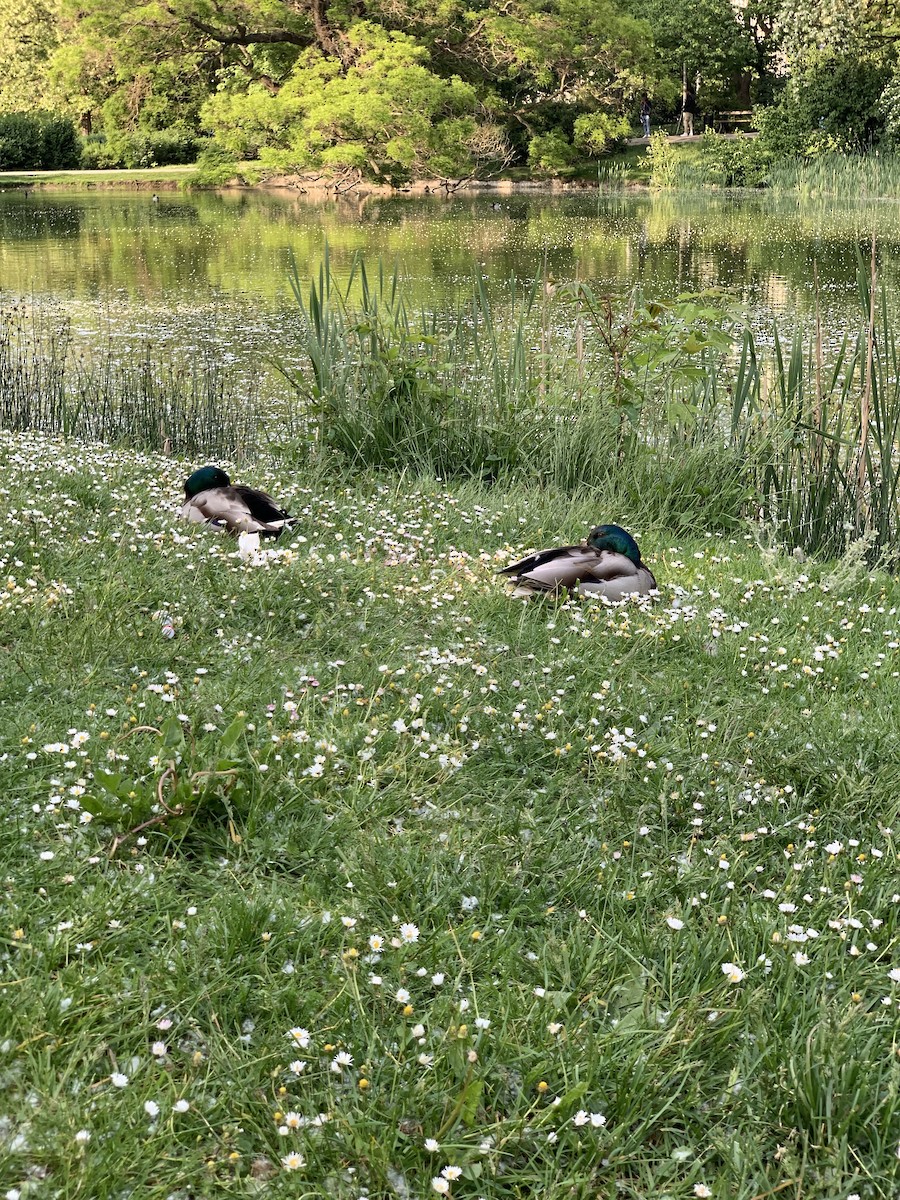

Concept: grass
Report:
left=767, top=151, right=900, bottom=200
left=2, top=428, right=900, bottom=1198
left=0, top=165, right=198, bottom=188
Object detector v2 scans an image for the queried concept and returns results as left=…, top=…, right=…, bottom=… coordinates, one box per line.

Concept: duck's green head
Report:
left=184, top=465, right=230, bottom=498
left=587, top=523, right=643, bottom=563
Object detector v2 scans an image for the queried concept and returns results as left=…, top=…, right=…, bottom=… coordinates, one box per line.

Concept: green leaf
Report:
left=460, top=1077, right=484, bottom=1126
left=219, top=716, right=246, bottom=752
left=161, top=716, right=185, bottom=749
left=92, top=770, right=123, bottom=796
left=80, top=793, right=121, bottom=820
left=558, top=1080, right=589, bottom=1111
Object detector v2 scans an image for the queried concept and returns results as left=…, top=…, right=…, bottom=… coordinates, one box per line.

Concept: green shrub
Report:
left=755, top=55, right=890, bottom=159
left=190, top=142, right=242, bottom=186
left=878, top=72, right=900, bottom=145
left=0, top=112, right=80, bottom=170
left=697, top=132, right=771, bottom=187
left=645, top=130, right=679, bottom=187
left=82, top=129, right=205, bottom=169
left=527, top=131, right=578, bottom=176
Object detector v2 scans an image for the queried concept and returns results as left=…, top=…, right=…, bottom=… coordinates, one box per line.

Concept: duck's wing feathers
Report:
left=231, top=484, right=291, bottom=525
left=497, top=543, right=587, bottom=579
left=501, top=545, right=609, bottom=593
left=502, top=545, right=657, bottom=598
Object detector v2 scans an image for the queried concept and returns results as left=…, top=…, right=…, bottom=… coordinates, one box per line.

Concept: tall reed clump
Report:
left=282, top=252, right=751, bottom=529
left=280, top=249, right=539, bottom=480
left=767, top=151, right=900, bottom=199
left=283, top=248, right=900, bottom=559
left=731, top=240, right=900, bottom=562
left=0, top=300, right=259, bottom=457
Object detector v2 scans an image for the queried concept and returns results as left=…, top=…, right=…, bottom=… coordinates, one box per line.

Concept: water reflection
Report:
left=1, top=188, right=897, bottom=362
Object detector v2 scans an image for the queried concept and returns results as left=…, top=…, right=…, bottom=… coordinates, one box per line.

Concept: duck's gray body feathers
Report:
left=180, top=481, right=293, bottom=537
left=499, top=529, right=656, bottom=599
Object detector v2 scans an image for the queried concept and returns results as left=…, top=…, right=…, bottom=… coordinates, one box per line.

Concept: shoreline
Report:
left=0, top=166, right=636, bottom=194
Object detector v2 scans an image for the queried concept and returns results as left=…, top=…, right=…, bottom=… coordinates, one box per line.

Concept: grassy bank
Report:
left=9, top=145, right=900, bottom=198
left=0, top=165, right=197, bottom=189
left=1, top=429, right=900, bottom=1198
left=0, top=148, right=660, bottom=190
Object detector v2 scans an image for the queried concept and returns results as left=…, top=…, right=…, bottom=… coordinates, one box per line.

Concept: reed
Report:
left=724, top=241, right=900, bottom=561
left=767, top=150, right=900, bottom=199
left=279, top=248, right=540, bottom=480
left=0, top=300, right=259, bottom=457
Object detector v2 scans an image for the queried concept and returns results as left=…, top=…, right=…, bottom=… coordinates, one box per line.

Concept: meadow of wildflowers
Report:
left=1, top=428, right=900, bottom=1199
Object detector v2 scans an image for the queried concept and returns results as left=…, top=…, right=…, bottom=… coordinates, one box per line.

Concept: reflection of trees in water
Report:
left=0, top=197, right=84, bottom=241
left=1, top=189, right=899, bottom=352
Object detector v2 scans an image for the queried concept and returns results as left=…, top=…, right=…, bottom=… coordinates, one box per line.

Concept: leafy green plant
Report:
left=645, top=130, right=680, bottom=187
left=573, top=112, right=632, bottom=156
left=189, top=141, right=243, bottom=186
left=79, top=129, right=206, bottom=169
left=0, top=111, right=80, bottom=169
left=755, top=55, right=890, bottom=160
left=527, top=131, right=578, bottom=176
left=555, top=282, right=736, bottom=435
left=696, top=131, right=771, bottom=187
left=83, top=715, right=256, bottom=854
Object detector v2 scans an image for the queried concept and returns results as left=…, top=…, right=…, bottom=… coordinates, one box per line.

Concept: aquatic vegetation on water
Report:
left=2, top=429, right=900, bottom=1196
left=0, top=300, right=263, bottom=456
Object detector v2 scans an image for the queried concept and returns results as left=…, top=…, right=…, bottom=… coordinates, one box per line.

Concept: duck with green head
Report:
left=180, top=466, right=295, bottom=538
left=498, top=523, right=657, bottom=599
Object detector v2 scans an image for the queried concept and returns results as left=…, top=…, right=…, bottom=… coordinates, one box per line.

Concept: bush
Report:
left=79, top=129, right=206, bottom=169
left=0, top=112, right=80, bottom=170
left=645, top=131, right=679, bottom=187
left=697, top=132, right=771, bottom=187
left=527, top=131, right=578, bottom=176
left=191, top=142, right=242, bottom=186
left=878, top=72, right=900, bottom=145
left=755, top=55, right=890, bottom=159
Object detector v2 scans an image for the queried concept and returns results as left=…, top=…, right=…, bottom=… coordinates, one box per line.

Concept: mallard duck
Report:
left=498, top=523, right=656, bottom=599
left=180, top=466, right=295, bottom=538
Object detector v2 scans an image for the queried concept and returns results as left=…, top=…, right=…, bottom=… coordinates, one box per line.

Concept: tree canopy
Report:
left=4, top=0, right=900, bottom=177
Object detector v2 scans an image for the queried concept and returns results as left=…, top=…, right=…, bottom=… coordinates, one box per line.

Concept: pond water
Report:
left=2, top=186, right=899, bottom=377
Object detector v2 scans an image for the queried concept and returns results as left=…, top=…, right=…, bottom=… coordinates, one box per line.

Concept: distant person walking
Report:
left=640, top=95, right=651, bottom=138
left=681, top=89, right=698, bottom=137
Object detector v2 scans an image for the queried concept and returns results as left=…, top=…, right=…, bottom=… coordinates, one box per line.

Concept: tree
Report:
left=752, top=0, right=900, bottom=155
left=636, top=0, right=757, bottom=109
left=0, top=0, right=60, bottom=113
left=202, top=24, right=486, bottom=181
left=35, top=0, right=655, bottom=174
